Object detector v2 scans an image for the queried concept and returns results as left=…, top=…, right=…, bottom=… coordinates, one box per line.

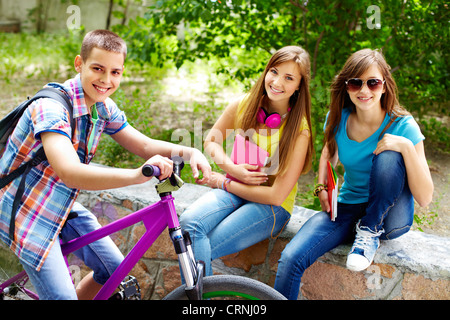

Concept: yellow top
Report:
left=236, top=97, right=309, bottom=213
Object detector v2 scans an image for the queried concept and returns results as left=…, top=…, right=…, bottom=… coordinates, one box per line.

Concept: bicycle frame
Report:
left=1, top=169, right=205, bottom=300
left=64, top=193, right=181, bottom=300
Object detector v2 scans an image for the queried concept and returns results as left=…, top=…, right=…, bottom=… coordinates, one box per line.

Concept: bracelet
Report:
left=222, top=178, right=232, bottom=191
left=222, top=178, right=235, bottom=208
left=313, top=183, right=328, bottom=197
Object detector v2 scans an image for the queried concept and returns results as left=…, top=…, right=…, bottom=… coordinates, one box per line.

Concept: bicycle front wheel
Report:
left=163, top=275, right=286, bottom=300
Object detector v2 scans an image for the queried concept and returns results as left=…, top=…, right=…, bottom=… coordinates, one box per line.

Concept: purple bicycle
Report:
left=0, top=157, right=285, bottom=300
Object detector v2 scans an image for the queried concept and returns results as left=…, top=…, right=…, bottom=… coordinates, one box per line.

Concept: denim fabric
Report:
left=22, top=202, right=124, bottom=300
left=180, top=189, right=291, bottom=277
left=361, top=151, right=414, bottom=237
left=274, top=151, right=414, bottom=299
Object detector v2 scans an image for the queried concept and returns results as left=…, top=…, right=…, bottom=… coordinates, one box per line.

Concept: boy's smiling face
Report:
left=74, top=47, right=124, bottom=108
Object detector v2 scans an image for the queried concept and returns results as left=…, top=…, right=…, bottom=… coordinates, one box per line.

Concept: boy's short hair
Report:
left=80, top=29, right=127, bottom=61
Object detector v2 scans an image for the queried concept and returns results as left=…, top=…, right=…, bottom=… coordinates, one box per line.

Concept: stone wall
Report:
left=77, top=180, right=450, bottom=300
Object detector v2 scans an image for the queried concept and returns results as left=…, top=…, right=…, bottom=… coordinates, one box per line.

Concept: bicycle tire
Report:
left=163, top=275, right=286, bottom=300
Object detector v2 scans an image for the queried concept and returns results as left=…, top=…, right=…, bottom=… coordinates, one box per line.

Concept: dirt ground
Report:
left=0, top=77, right=448, bottom=238
left=415, top=143, right=449, bottom=237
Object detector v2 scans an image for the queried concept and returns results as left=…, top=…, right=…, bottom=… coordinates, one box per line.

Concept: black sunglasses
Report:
left=345, top=78, right=385, bottom=92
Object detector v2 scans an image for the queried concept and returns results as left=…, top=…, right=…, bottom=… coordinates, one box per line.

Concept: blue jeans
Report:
left=274, top=151, right=414, bottom=299
left=179, top=189, right=291, bottom=276
left=22, top=202, right=124, bottom=300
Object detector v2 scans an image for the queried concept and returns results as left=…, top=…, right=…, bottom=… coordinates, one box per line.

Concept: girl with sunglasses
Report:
left=274, top=48, right=433, bottom=300
left=179, top=46, right=313, bottom=277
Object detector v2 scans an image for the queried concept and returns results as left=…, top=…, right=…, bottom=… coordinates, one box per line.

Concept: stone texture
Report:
left=400, top=273, right=450, bottom=300
left=221, top=239, right=269, bottom=272
left=132, top=224, right=178, bottom=260
left=301, top=261, right=374, bottom=300
left=269, top=238, right=289, bottom=272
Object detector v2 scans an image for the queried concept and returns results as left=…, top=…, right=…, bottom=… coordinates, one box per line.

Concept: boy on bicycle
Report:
left=0, top=29, right=211, bottom=300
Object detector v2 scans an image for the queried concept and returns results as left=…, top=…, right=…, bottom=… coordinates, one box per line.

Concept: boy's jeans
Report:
left=180, top=189, right=291, bottom=277
left=274, top=151, right=414, bottom=300
left=22, top=202, right=124, bottom=300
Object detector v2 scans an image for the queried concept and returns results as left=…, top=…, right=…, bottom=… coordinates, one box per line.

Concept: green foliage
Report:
left=414, top=190, right=442, bottom=232
left=1, top=1, right=447, bottom=213
left=419, top=117, right=450, bottom=152
left=121, top=0, right=448, bottom=157
left=112, top=0, right=450, bottom=208
left=0, top=29, right=84, bottom=82
left=96, top=87, right=168, bottom=168
left=117, top=0, right=448, bottom=213
left=123, top=0, right=449, bottom=87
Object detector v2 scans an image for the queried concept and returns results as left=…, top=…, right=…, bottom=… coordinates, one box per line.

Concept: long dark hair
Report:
left=325, top=48, right=410, bottom=157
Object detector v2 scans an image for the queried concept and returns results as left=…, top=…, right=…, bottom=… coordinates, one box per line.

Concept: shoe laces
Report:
left=353, top=225, right=382, bottom=250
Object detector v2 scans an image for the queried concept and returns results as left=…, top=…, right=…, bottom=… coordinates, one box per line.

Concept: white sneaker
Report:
left=346, top=221, right=383, bottom=272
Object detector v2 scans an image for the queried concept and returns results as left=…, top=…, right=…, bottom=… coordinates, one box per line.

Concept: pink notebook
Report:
left=226, top=134, right=269, bottom=182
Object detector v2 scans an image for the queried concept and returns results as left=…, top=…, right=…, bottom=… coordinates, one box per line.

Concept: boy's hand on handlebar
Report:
left=143, top=155, right=173, bottom=181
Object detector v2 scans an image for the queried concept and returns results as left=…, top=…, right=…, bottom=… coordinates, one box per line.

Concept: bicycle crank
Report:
left=109, top=275, right=141, bottom=300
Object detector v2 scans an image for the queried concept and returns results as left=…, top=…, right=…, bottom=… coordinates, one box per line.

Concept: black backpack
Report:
left=0, top=87, right=74, bottom=240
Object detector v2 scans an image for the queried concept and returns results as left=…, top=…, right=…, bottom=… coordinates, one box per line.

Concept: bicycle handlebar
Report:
left=141, top=156, right=185, bottom=178
left=142, top=165, right=161, bottom=177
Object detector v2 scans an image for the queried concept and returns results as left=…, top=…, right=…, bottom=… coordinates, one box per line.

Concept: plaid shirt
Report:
left=0, top=74, right=128, bottom=271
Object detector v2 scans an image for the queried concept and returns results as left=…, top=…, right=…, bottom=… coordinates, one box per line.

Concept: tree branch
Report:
left=312, top=30, right=324, bottom=79
left=289, top=0, right=309, bottom=13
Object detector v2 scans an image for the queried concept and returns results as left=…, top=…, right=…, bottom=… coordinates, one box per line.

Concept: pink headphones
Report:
left=256, top=107, right=291, bottom=128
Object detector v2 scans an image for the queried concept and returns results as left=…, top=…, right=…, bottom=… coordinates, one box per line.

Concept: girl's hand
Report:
left=318, top=189, right=330, bottom=213
left=204, top=171, right=227, bottom=189
left=373, top=133, right=412, bottom=155
left=189, top=149, right=212, bottom=185
left=229, top=164, right=268, bottom=185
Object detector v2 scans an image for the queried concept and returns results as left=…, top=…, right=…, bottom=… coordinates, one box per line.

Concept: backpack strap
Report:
left=0, top=148, right=47, bottom=190
left=1, top=87, right=74, bottom=240
left=34, top=87, right=75, bottom=135
left=9, top=148, right=47, bottom=239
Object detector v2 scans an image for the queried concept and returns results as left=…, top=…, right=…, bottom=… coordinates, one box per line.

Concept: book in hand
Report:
left=226, top=134, right=269, bottom=183
left=327, top=161, right=338, bottom=221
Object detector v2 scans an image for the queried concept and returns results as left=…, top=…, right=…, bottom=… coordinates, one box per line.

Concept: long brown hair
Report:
left=236, top=46, right=313, bottom=176
left=325, top=48, right=410, bottom=157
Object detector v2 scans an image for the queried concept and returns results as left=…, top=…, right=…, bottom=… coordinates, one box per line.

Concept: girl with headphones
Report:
left=179, top=46, right=314, bottom=277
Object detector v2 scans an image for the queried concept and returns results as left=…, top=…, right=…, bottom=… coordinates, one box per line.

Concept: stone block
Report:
left=221, top=239, right=269, bottom=272
left=401, top=273, right=450, bottom=300
left=301, top=261, right=374, bottom=300
left=132, top=224, right=178, bottom=260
